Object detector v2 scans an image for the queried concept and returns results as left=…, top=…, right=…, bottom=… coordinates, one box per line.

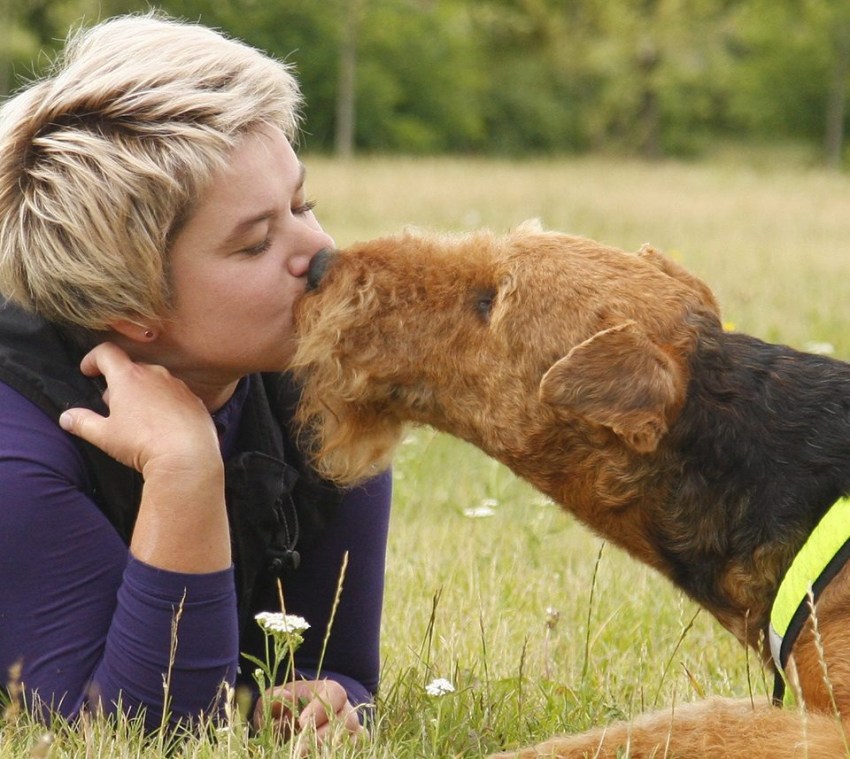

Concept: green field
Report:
left=4, top=152, right=849, bottom=756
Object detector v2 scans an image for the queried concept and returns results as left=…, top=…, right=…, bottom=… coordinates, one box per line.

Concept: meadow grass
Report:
left=3, top=150, right=849, bottom=756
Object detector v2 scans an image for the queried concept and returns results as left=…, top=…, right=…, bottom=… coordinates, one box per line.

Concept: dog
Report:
left=290, top=221, right=850, bottom=757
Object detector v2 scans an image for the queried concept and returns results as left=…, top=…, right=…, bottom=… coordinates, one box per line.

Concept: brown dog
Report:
left=291, top=221, right=850, bottom=757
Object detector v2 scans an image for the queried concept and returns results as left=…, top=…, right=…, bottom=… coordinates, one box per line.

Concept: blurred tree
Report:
left=819, top=0, right=850, bottom=168
left=726, top=0, right=849, bottom=165
left=467, top=0, right=743, bottom=157
left=336, top=0, right=362, bottom=157
left=111, top=0, right=483, bottom=155
left=353, top=0, right=486, bottom=152
left=1, top=0, right=846, bottom=163
left=1, top=0, right=146, bottom=97
left=467, top=0, right=596, bottom=154
left=2, top=0, right=91, bottom=97
left=575, top=0, right=743, bottom=157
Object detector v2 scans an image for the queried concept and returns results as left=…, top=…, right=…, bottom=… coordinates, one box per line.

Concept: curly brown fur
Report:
left=290, top=221, right=850, bottom=757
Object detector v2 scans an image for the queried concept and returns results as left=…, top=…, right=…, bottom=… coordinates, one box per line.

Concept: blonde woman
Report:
left=0, top=13, right=390, bottom=741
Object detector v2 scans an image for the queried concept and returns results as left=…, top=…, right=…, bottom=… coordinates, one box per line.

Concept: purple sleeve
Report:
left=0, top=383, right=238, bottom=730
left=254, top=471, right=392, bottom=707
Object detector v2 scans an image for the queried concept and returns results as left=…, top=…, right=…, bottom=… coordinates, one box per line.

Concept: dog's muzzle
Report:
left=307, top=248, right=338, bottom=291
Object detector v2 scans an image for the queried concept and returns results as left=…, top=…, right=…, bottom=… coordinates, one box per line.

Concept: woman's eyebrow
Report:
left=222, top=163, right=308, bottom=246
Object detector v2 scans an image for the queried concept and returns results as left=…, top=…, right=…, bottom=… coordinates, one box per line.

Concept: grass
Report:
left=4, top=148, right=849, bottom=756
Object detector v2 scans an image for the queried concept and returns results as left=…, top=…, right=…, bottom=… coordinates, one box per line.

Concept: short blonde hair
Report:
left=0, top=12, right=302, bottom=330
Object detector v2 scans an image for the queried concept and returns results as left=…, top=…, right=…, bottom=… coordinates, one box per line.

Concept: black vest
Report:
left=0, top=299, right=343, bottom=636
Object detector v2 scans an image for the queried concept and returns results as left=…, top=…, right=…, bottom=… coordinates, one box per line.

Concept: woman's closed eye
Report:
left=241, top=237, right=273, bottom=256
left=293, top=199, right=317, bottom=216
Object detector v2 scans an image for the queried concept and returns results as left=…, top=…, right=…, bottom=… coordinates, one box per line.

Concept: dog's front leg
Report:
left=488, top=696, right=849, bottom=758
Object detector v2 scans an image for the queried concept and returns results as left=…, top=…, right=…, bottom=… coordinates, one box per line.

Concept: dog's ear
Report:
left=637, top=244, right=720, bottom=316
left=539, top=321, right=684, bottom=453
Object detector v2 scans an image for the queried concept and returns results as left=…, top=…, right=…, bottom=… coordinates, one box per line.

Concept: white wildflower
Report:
left=463, top=505, right=495, bottom=518
left=463, top=497, right=498, bottom=518
left=425, top=677, right=455, bottom=696
left=254, top=612, right=310, bottom=636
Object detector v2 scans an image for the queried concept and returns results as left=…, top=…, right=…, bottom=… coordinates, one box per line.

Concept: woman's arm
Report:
left=0, top=366, right=239, bottom=729
left=59, top=343, right=232, bottom=574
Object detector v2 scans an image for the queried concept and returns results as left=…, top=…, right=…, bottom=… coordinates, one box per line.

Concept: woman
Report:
left=0, top=13, right=391, bottom=742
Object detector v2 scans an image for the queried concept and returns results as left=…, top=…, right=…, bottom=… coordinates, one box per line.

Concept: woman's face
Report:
left=154, top=125, right=333, bottom=402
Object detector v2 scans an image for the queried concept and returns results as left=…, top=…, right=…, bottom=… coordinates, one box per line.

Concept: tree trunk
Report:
left=335, top=0, right=360, bottom=158
left=0, top=0, right=11, bottom=99
left=824, top=16, right=850, bottom=169
left=636, top=36, right=662, bottom=160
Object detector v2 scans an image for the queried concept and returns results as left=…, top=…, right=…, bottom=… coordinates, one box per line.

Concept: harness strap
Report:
left=769, top=496, right=850, bottom=705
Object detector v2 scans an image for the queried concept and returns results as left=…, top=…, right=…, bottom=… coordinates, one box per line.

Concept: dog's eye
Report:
left=474, top=288, right=496, bottom=323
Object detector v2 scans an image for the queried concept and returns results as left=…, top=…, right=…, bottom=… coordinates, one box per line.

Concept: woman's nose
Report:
left=288, top=230, right=335, bottom=278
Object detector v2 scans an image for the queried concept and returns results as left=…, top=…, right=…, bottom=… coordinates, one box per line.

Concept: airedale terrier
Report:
left=291, top=220, right=850, bottom=758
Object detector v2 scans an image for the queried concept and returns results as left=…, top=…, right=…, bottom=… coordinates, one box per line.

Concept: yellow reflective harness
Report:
left=768, top=496, right=850, bottom=705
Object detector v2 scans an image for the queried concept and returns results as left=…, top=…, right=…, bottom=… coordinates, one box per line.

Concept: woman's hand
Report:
left=253, top=679, right=364, bottom=746
left=59, top=342, right=230, bottom=573
left=59, top=342, right=220, bottom=476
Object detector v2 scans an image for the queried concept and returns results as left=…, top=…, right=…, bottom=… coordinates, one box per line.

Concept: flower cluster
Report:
left=425, top=677, right=455, bottom=696
left=254, top=612, right=311, bottom=639
left=248, top=612, right=312, bottom=706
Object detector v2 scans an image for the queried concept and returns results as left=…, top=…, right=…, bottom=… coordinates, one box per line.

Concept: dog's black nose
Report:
left=307, top=248, right=338, bottom=291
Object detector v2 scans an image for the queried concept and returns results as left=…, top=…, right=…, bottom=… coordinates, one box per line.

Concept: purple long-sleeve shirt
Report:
left=0, top=378, right=391, bottom=728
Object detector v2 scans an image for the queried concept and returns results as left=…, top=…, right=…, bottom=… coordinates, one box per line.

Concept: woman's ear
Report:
left=109, top=319, right=159, bottom=342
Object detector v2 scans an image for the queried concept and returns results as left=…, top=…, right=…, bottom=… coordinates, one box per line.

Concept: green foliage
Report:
left=2, top=0, right=848, bottom=162
left=725, top=0, right=830, bottom=139
left=347, top=1, right=487, bottom=153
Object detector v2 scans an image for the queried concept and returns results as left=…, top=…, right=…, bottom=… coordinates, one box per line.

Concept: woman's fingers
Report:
left=58, top=406, right=106, bottom=441
left=255, top=679, right=364, bottom=743
left=297, top=682, right=361, bottom=733
left=78, top=340, right=134, bottom=378
left=59, top=342, right=219, bottom=474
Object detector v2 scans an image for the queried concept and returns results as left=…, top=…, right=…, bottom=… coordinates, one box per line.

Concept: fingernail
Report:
left=58, top=411, right=73, bottom=431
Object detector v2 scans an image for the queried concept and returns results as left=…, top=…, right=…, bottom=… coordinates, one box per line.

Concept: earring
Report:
left=143, top=328, right=156, bottom=340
